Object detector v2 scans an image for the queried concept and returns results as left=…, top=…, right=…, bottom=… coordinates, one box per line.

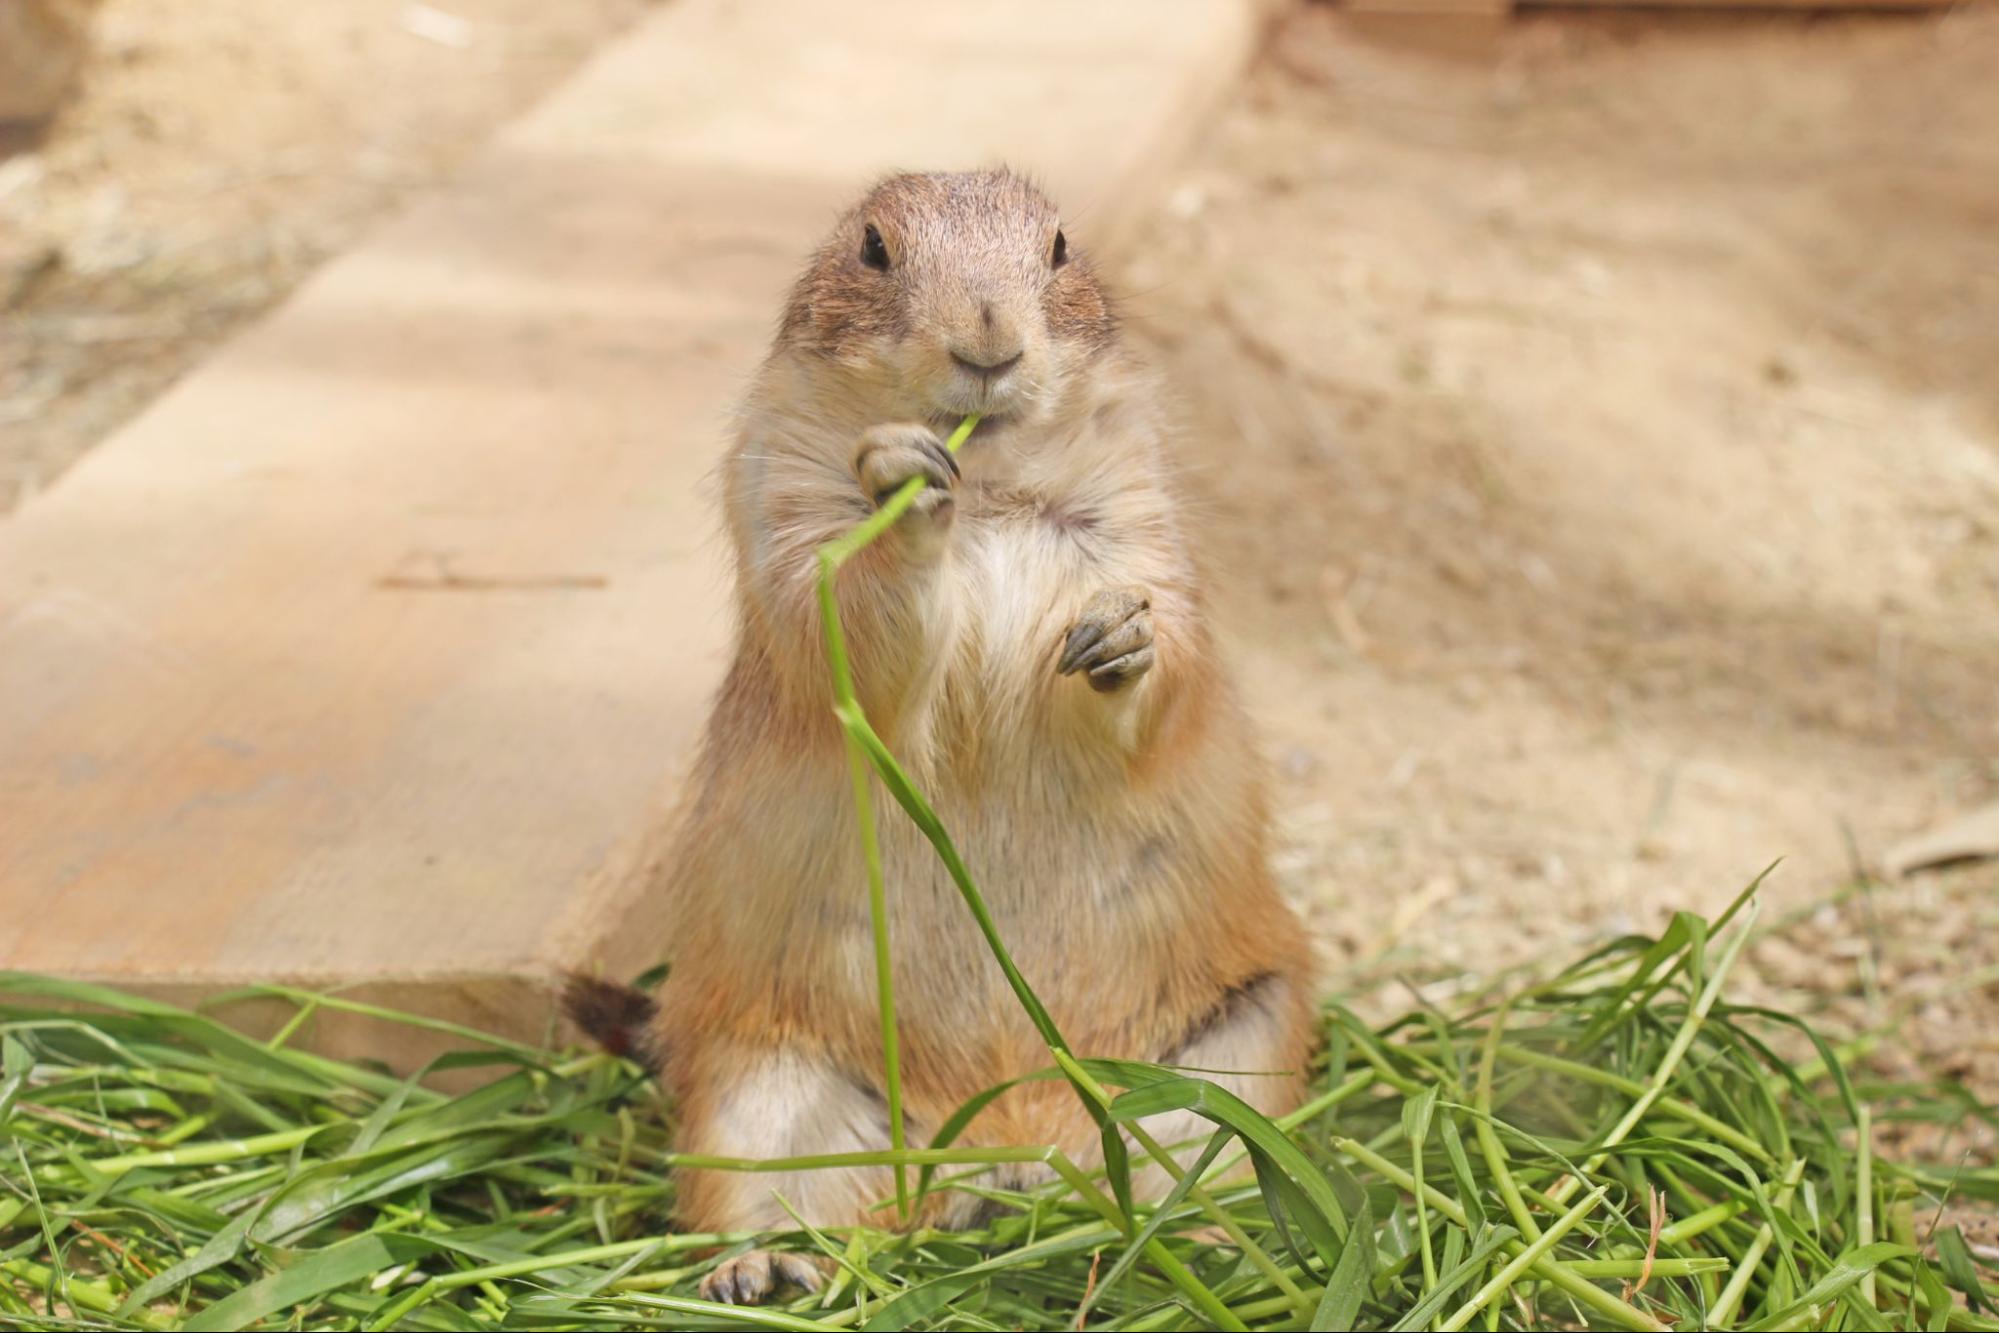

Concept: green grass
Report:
left=1, top=898, right=1996, bottom=1329
left=5, top=413, right=1997, bottom=1328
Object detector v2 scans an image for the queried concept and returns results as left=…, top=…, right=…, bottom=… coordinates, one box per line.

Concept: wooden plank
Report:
left=1518, top=0, right=1950, bottom=9
left=1336, top=0, right=1956, bottom=12
left=1345, top=0, right=1511, bottom=16
left=0, top=0, right=1268, bottom=1067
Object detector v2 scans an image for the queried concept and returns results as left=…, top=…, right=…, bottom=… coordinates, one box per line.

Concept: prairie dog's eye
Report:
left=1051, top=228, right=1068, bottom=269
left=861, top=223, right=890, bottom=271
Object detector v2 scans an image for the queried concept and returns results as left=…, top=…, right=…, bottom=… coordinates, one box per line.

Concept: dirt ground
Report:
left=1122, top=7, right=1999, bottom=1128
left=0, top=0, right=652, bottom=511
left=3, top=2, right=1994, bottom=1144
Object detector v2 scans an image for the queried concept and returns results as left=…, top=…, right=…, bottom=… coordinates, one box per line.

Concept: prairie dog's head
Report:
left=779, top=168, right=1117, bottom=430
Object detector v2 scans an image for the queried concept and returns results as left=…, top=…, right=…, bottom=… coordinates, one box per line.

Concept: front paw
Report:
left=1058, top=586, right=1154, bottom=693
left=854, top=422, right=958, bottom=527
left=699, top=1249, right=827, bottom=1305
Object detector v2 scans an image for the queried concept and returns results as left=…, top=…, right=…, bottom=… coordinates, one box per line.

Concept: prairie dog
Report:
left=574, top=169, right=1315, bottom=1305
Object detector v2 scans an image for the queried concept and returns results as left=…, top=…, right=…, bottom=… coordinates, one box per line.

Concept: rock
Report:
left=1884, top=801, right=1999, bottom=878
left=0, top=0, right=101, bottom=124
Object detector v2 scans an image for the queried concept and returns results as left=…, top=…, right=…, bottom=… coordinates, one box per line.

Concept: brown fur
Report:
left=560, top=973, right=661, bottom=1074
left=607, top=169, right=1316, bottom=1302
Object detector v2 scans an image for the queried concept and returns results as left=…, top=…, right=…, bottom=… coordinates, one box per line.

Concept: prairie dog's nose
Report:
left=950, top=346, right=1024, bottom=381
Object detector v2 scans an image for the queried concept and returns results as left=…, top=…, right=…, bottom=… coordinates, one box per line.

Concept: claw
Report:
left=1088, top=645, right=1156, bottom=692
left=927, top=436, right=962, bottom=479
left=854, top=423, right=958, bottom=524
left=1058, top=620, right=1106, bottom=675
left=699, top=1249, right=826, bottom=1306
left=1059, top=587, right=1152, bottom=677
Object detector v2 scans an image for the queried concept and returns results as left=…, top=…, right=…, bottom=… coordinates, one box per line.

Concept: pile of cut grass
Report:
left=2, top=881, right=1995, bottom=1330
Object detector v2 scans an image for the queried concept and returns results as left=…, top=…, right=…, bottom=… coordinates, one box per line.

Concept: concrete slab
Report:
left=0, top=0, right=1264, bottom=1064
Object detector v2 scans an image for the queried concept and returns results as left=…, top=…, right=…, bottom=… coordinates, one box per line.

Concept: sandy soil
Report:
left=0, top=0, right=652, bottom=511
left=1123, top=8, right=1999, bottom=1118
left=3, top=1, right=1993, bottom=1137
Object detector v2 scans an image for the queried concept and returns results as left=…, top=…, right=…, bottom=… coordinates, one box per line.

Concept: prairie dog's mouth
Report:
left=929, top=375, right=1029, bottom=437
left=929, top=359, right=1032, bottom=422
left=931, top=411, right=1009, bottom=445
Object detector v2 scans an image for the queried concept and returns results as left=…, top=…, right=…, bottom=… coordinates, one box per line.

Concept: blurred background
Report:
left=2, top=0, right=1994, bottom=1174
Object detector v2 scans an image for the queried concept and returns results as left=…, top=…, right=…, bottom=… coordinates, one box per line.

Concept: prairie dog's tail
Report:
left=560, top=973, right=661, bottom=1074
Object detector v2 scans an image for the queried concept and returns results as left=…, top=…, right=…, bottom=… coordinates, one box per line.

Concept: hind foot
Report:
left=699, top=1249, right=827, bottom=1305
